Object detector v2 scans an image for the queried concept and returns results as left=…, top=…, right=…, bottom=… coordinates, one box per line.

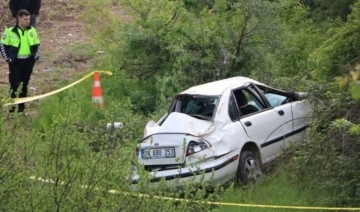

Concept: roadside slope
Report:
left=0, top=0, right=91, bottom=96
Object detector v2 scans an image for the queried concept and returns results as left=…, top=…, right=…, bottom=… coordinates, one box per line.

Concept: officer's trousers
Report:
left=8, top=57, right=35, bottom=112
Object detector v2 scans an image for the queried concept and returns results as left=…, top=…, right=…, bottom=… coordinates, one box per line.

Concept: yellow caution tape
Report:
left=29, top=175, right=360, bottom=211
left=2, top=70, right=112, bottom=106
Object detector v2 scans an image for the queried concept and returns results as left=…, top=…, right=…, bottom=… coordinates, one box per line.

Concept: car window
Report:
left=228, top=94, right=240, bottom=121
left=255, top=85, right=291, bottom=107
left=265, top=93, right=287, bottom=107
left=169, top=95, right=219, bottom=120
left=233, top=89, right=264, bottom=116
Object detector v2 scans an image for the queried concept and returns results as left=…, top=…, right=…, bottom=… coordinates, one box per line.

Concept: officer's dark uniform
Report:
left=0, top=22, right=40, bottom=112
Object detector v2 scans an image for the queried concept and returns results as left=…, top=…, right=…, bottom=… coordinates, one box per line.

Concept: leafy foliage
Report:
left=309, top=1, right=360, bottom=80
left=79, top=0, right=322, bottom=114
left=300, top=0, right=356, bottom=21
left=78, top=0, right=360, bottom=207
left=1, top=0, right=360, bottom=209
left=290, top=82, right=360, bottom=206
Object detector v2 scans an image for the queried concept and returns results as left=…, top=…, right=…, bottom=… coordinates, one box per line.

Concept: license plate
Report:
left=141, top=147, right=175, bottom=159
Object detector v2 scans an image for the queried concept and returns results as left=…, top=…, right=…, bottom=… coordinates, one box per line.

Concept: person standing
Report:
left=0, top=9, right=40, bottom=113
left=9, top=0, right=41, bottom=27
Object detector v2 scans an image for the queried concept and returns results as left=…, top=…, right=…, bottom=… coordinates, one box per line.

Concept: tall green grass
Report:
left=0, top=74, right=225, bottom=210
left=219, top=160, right=341, bottom=212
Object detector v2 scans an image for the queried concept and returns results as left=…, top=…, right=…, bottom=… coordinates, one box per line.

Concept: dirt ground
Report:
left=0, top=0, right=91, bottom=95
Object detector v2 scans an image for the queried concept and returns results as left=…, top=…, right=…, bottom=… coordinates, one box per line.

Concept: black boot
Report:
left=18, top=103, right=25, bottom=113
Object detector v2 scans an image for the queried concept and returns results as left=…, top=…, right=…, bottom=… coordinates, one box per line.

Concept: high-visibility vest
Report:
left=0, top=25, right=40, bottom=59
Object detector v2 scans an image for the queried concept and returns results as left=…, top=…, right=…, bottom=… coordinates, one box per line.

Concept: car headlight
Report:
left=186, top=139, right=211, bottom=156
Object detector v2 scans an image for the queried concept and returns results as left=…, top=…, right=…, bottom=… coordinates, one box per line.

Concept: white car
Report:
left=131, top=76, right=312, bottom=188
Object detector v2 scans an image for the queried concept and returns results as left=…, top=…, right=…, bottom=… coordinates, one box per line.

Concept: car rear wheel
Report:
left=236, top=150, right=262, bottom=184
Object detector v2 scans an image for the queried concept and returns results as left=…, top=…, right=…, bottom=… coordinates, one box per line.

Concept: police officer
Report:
left=9, top=0, right=42, bottom=27
left=0, top=9, right=40, bottom=113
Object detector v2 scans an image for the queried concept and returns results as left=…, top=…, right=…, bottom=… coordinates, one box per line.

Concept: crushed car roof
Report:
left=180, top=76, right=265, bottom=96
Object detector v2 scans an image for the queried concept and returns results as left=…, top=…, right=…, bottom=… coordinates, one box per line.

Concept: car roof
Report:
left=180, top=76, right=265, bottom=96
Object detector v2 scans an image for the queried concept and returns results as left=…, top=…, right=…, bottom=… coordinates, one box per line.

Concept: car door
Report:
left=255, top=85, right=312, bottom=150
left=286, top=97, right=312, bottom=148
left=256, top=87, right=297, bottom=152
left=232, top=86, right=292, bottom=163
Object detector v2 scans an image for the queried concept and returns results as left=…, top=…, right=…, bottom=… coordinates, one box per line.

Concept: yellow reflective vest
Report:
left=0, top=25, right=40, bottom=61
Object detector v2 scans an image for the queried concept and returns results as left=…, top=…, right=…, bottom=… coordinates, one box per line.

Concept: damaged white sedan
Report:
left=132, top=76, right=312, bottom=188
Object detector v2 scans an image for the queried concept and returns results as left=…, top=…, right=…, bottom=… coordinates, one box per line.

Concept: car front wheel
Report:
left=236, top=150, right=263, bottom=184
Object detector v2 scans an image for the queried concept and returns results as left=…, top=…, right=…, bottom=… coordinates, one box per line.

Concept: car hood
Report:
left=144, top=112, right=215, bottom=138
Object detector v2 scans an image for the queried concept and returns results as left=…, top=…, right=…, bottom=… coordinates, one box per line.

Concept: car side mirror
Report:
left=296, top=92, right=308, bottom=100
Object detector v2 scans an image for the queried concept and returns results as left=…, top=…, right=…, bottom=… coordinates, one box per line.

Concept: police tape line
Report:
left=1, top=70, right=113, bottom=106
left=29, top=175, right=360, bottom=211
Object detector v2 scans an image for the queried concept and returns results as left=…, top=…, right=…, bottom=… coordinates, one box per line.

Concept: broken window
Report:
left=169, top=95, right=219, bottom=120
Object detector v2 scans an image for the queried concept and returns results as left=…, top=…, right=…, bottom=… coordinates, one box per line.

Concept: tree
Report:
left=300, top=0, right=356, bottom=21
left=310, top=1, right=360, bottom=80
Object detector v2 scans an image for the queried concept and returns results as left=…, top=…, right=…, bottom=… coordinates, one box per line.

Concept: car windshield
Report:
left=169, top=94, right=219, bottom=120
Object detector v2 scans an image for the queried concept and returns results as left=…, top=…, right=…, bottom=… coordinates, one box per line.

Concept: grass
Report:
left=1, top=0, right=354, bottom=206
left=217, top=164, right=344, bottom=212
left=220, top=176, right=305, bottom=212
left=2, top=68, right=353, bottom=211
left=0, top=76, right=342, bottom=211
left=3, top=78, right=357, bottom=210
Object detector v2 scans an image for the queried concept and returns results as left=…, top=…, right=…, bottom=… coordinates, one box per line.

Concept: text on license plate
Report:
left=141, top=147, right=175, bottom=159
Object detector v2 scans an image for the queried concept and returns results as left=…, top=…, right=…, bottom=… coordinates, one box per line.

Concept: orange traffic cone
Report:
left=92, top=71, right=104, bottom=107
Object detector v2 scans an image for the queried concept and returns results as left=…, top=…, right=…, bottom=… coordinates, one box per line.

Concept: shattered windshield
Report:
left=169, top=95, right=219, bottom=120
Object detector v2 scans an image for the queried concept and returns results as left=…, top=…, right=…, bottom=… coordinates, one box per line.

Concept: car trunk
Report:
left=139, top=112, right=214, bottom=170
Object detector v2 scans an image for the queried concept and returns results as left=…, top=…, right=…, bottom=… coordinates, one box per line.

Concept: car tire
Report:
left=236, top=150, right=262, bottom=184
